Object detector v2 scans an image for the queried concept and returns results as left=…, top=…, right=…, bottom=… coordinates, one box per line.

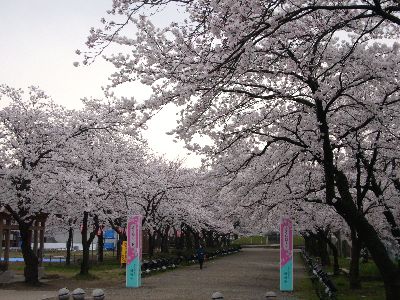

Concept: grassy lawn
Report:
left=6, top=246, right=236, bottom=280
left=293, top=236, right=305, bottom=247
left=293, top=253, right=319, bottom=300
left=296, top=253, right=386, bottom=300
left=295, top=277, right=319, bottom=300
left=232, top=235, right=268, bottom=245
left=324, top=257, right=385, bottom=300
left=8, top=255, right=125, bottom=280
left=232, top=235, right=305, bottom=247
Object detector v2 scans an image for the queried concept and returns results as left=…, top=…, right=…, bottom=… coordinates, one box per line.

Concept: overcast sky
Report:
left=0, top=0, right=201, bottom=167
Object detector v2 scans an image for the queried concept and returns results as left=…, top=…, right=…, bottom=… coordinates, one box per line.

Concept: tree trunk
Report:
left=80, top=212, right=90, bottom=275
left=80, top=212, right=98, bottom=275
left=66, top=227, right=73, bottom=266
left=81, top=240, right=90, bottom=275
left=176, top=229, right=184, bottom=250
left=315, top=100, right=400, bottom=299
left=193, top=232, right=200, bottom=249
left=148, top=232, right=155, bottom=257
left=19, top=223, right=39, bottom=284
left=206, top=231, right=214, bottom=247
left=349, top=228, right=362, bottom=289
left=97, top=231, right=104, bottom=263
left=184, top=229, right=193, bottom=250
left=318, top=235, right=331, bottom=266
left=116, top=232, right=122, bottom=261
left=160, top=226, right=170, bottom=253
left=304, top=234, right=319, bottom=257
left=174, top=229, right=181, bottom=250
left=334, top=170, right=400, bottom=299
left=304, top=235, right=312, bottom=254
left=326, top=236, right=340, bottom=275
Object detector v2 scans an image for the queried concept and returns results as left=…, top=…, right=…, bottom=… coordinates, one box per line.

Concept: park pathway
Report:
left=0, top=248, right=308, bottom=300
left=108, top=248, right=307, bottom=300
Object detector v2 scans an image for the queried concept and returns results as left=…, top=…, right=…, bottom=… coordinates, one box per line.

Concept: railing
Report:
left=140, top=246, right=241, bottom=275
left=301, top=249, right=337, bottom=300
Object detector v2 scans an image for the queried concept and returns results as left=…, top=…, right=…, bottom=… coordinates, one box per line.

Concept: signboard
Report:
left=104, top=242, right=115, bottom=251
left=126, top=215, right=142, bottom=288
left=280, top=217, right=293, bottom=291
left=104, top=229, right=115, bottom=239
left=121, top=241, right=127, bottom=264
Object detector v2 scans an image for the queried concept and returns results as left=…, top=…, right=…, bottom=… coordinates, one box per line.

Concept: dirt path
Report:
left=0, top=248, right=308, bottom=300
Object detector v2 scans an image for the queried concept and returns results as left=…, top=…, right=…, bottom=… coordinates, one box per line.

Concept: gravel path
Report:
left=0, top=248, right=306, bottom=300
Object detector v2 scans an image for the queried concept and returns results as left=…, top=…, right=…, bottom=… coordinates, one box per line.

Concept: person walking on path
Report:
left=196, top=245, right=205, bottom=269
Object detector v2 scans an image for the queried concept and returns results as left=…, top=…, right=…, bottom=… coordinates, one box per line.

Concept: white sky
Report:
left=0, top=0, right=202, bottom=167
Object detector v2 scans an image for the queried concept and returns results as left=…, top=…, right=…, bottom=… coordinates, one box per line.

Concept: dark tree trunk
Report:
left=334, top=170, right=400, bottom=299
left=148, top=232, right=155, bottom=257
left=314, top=102, right=400, bottom=300
left=368, top=161, right=400, bottom=247
left=108, top=220, right=124, bottom=262
left=81, top=241, right=90, bottom=275
left=318, top=235, right=331, bottom=266
left=97, top=231, right=104, bottom=263
left=326, top=235, right=340, bottom=275
left=304, top=235, right=312, bottom=254
left=80, top=212, right=90, bottom=275
left=116, top=231, right=124, bottom=261
left=174, top=229, right=181, bottom=250
left=221, top=235, right=227, bottom=247
left=304, top=234, right=319, bottom=257
left=216, top=235, right=223, bottom=247
left=19, top=223, right=39, bottom=284
left=66, top=227, right=73, bottom=266
left=349, top=228, right=362, bottom=289
left=116, top=233, right=121, bottom=261
left=184, top=229, right=193, bottom=250
left=178, top=231, right=184, bottom=250
left=160, top=226, right=170, bottom=253
left=206, top=231, right=214, bottom=247
left=193, top=232, right=200, bottom=249
left=80, top=212, right=98, bottom=275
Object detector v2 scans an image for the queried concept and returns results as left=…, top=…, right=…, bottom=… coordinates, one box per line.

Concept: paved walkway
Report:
left=0, top=248, right=307, bottom=300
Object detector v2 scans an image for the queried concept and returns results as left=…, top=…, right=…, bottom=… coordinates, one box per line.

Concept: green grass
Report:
left=293, top=236, right=305, bottom=247
left=7, top=253, right=126, bottom=279
left=232, top=235, right=305, bottom=247
left=295, top=277, right=319, bottom=300
left=231, top=235, right=268, bottom=245
left=6, top=246, right=238, bottom=280
left=325, top=256, right=381, bottom=279
left=333, top=275, right=385, bottom=300
left=322, top=256, right=384, bottom=300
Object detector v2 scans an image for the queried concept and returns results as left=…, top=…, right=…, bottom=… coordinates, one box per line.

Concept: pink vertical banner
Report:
left=126, top=215, right=142, bottom=288
left=280, top=217, right=293, bottom=291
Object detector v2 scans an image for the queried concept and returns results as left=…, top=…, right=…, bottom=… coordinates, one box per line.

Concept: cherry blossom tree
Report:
left=85, top=1, right=400, bottom=298
left=0, top=85, right=141, bottom=283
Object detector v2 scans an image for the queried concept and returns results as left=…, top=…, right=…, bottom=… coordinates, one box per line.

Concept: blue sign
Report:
left=104, top=229, right=115, bottom=239
left=104, top=242, right=115, bottom=250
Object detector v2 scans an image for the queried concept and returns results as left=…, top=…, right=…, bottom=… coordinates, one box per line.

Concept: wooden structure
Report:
left=0, top=210, right=47, bottom=270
